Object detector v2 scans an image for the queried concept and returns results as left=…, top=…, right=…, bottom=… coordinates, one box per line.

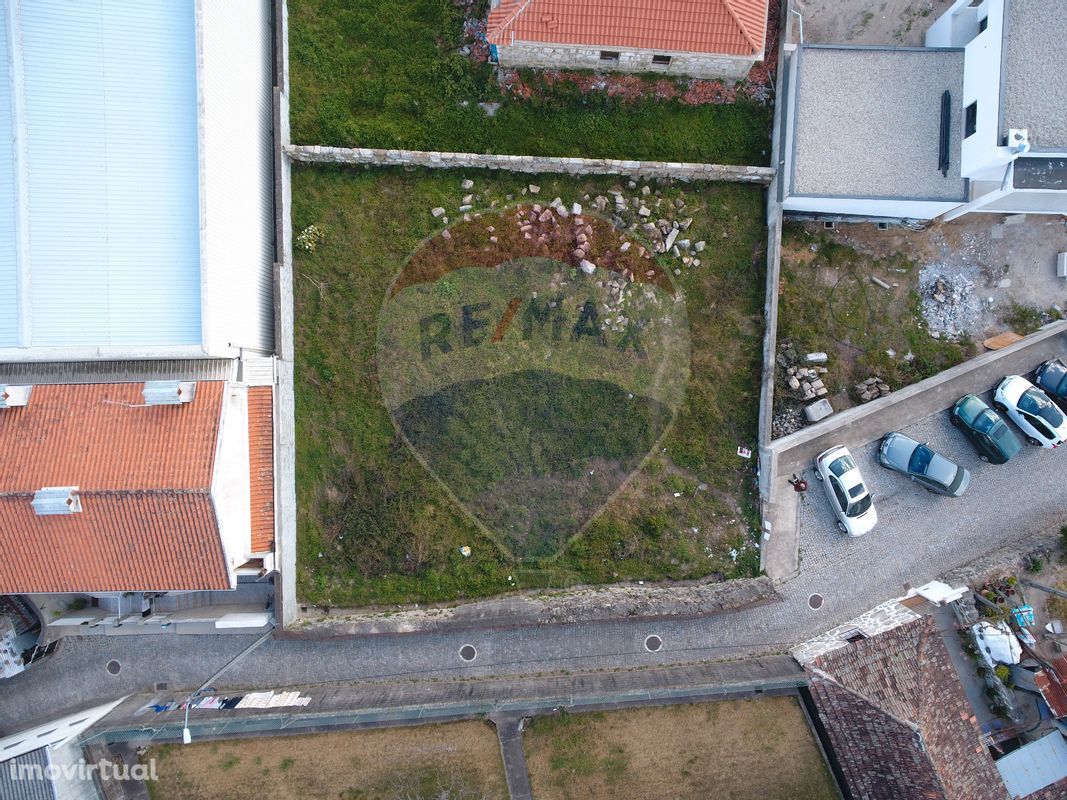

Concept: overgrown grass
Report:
left=776, top=223, right=974, bottom=406
left=288, top=0, right=772, bottom=163
left=294, top=166, right=766, bottom=605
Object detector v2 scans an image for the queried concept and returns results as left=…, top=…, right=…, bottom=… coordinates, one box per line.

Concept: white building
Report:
left=0, top=0, right=276, bottom=361
left=782, top=0, right=1067, bottom=220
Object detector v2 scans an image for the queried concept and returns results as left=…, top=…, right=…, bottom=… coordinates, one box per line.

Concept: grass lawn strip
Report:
left=144, top=721, right=507, bottom=800
left=523, top=698, right=838, bottom=800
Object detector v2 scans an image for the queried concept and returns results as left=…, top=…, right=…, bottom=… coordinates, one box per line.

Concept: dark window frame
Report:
left=965, top=102, right=978, bottom=138
left=599, top=50, right=620, bottom=62
left=978, top=15, right=988, bottom=32
left=651, top=54, right=672, bottom=66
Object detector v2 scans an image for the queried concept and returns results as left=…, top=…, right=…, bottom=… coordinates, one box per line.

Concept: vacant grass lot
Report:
left=288, top=0, right=772, bottom=163
left=523, top=699, right=838, bottom=800
left=776, top=223, right=973, bottom=412
left=145, top=721, right=506, bottom=800
left=294, top=166, right=766, bottom=606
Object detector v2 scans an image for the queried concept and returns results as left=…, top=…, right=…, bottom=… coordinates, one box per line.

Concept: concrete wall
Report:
left=284, top=145, right=775, bottom=184
left=782, top=194, right=962, bottom=220
left=211, top=383, right=252, bottom=585
left=495, top=41, right=756, bottom=80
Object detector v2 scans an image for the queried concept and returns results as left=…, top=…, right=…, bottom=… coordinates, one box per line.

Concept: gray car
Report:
left=877, top=432, right=971, bottom=497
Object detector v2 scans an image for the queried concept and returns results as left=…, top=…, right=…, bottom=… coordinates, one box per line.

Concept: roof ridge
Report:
left=721, top=0, right=761, bottom=53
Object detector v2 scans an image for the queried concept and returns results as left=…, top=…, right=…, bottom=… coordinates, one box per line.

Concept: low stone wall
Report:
left=289, top=576, right=781, bottom=636
left=284, top=144, right=775, bottom=184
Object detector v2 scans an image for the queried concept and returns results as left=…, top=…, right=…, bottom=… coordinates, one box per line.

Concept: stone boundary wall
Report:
left=288, top=575, right=780, bottom=636
left=284, top=144, right=775, bottom=184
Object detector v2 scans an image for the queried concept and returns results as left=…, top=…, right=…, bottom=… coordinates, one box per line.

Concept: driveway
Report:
left=796, top=394, right=1067, bottom=606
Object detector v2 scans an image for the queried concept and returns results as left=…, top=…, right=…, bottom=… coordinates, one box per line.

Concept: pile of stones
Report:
left=854, top=376, right=891, bottom=403
left=771, top=407, right=803, bottom=439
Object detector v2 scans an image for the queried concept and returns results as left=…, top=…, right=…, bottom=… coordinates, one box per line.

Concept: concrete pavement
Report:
left=491, top=713, right=533, bottom=800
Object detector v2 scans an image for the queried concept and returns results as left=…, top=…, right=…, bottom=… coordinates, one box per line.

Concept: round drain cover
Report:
left=105, top=659, right=121, bottom=675
left=644, top=635, right=663, bottom=652
left=459, top=644, right=477, bottom=662
left=808, top=593, right=824, bottom=610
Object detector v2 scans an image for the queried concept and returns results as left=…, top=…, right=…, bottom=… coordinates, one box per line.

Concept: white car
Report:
left=993, top=375, right=1067, bottom=448
left=813, top=445, right=878, bottom=537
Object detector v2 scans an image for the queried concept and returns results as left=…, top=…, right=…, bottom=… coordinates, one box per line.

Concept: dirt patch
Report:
left=796, top=0, right=955, bottom=45
left=144, top=721, right=507, bottom=800
left=523, top=698, right=837, bottom=800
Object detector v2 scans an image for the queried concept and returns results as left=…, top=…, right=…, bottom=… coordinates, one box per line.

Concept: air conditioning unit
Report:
left=0, top=385, right=32, bottom=408
left=142, top=381, right=197, bottom=406
left=1007, top=128, right=1030, bottom=154
left=32, top=487, right=82, bottom=516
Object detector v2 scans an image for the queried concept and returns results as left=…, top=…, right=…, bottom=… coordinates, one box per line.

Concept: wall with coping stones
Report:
left=284, top=145, right=775, bottom=184
left=791, top=597, right=921, bottom=665
left=494, top=42, right=755, bottom=80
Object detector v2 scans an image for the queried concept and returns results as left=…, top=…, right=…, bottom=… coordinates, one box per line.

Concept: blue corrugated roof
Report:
left=0, top=14, right=17, bottom=348
left=997, top=731, right=1067, bottom=798
left=5, top=0, right=202, bottom=349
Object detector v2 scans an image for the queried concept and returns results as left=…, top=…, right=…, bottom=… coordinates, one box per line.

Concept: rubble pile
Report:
left=919, top=264, right=982, bottom=340
left=854, top=376, right=891, bottom=403
left=771, top=407, right=803, bottom=439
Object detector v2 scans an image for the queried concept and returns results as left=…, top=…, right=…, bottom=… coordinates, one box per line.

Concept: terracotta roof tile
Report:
left=0, top=382, right=223, bottom=491
left=0, top=381, right=233, bottom=592
left=810, top=617, right=1005, bottom=800
left=248, top=387, right=275, bottom=554
left=487, top=0, right=768, bottom=57
left=0, top=492, right=229, bottom=593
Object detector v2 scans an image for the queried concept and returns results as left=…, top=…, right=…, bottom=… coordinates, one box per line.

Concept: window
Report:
left=652, top=54, right=672, bottom=66
left=830, top=477, right=848, bottom=512
left=978, top=16, right=988, bottom=32
left=965, top=102, right=978, bottom=138
left=599, top=50, right=620, bottom=62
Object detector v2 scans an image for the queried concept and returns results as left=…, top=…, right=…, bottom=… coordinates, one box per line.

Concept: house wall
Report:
left=782, top=194, right=963, bottom=220
left=197, top=0, right=276, bottom=358
left=211, top=383, right=253, bottom=586
left=494, top=41, right=756, bottom=80
left=970, top=189, right=1067, bottom=214
left=927, top=0, right=1013, bottom=180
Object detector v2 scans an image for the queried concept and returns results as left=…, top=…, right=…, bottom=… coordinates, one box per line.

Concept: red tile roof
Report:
left=0, top=493, right=229, bottom=593
left=487, top=0, right=768, bottom=57
left=809, top=617, right=1005, bottom=800
left=0, top=382, right=232, bottom=593
left=248, top=386, right=275, bottom=554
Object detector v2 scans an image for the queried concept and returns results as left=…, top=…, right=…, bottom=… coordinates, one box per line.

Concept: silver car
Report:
left=813, top=445, right=878, bottom=537
left=877, top=432, right=971, bottom=497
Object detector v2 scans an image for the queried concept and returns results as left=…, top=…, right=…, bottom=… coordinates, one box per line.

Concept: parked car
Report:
left=1035, top=358, right=1067, bottom=406
left=950, top=394, right=1023, bottom=464
left=993, top=375, right=1067, bottom=448
left=877, top=432, right=971, bottom=497
left=813, top=445, right=877, bottom=536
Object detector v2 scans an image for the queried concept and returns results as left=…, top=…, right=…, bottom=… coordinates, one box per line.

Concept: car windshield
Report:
left=846, top=494, right=872, bottom=518
left=973, top=409, right=998, bottom=434
left=907, top=444, right=934, bottom=475
left=828, top=454, right=856, bottom=477
left=1019, top=388, right=1064, bottom=426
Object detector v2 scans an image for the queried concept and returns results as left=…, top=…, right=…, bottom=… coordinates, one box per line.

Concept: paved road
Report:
left=3, top=405, right=1065, bottom=736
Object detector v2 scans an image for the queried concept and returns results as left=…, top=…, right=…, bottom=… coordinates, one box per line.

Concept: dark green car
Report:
left=950, top=394, right=1023, bottom=464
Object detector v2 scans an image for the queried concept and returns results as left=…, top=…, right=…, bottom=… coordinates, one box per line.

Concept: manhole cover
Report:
left=459, top=644, right=477, bottom=662
left=644, top=635, right=663, bottom=652
left=105, top=660, right=121, bottom=675
left=808, top=593, right=824, bottom=610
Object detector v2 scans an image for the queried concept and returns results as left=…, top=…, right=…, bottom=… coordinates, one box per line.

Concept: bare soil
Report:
left=523, top=698, right=837, bottom=800
left=144, top=721, right=507, bottom=800
left=795, top=0, right=955, bottom=45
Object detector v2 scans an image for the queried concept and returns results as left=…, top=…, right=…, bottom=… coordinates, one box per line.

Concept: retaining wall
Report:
left=284, top=144, right=775, bottom=184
